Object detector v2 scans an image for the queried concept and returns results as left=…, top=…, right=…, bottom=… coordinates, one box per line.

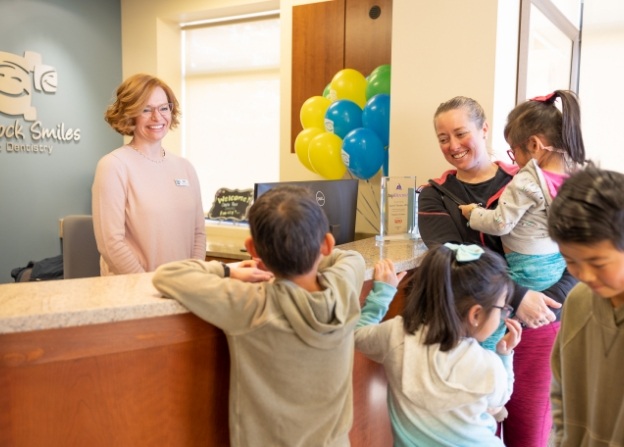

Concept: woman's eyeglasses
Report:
left=492, top=304, right=514, bottom=320
left=141, top=103, right=173, bottom=116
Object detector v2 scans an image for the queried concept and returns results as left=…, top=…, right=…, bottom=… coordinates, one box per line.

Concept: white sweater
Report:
left=356, top=289, right=514, bottom=447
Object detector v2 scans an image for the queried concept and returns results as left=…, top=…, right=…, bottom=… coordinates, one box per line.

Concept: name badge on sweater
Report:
left=175, top=179, right=190, bottom=187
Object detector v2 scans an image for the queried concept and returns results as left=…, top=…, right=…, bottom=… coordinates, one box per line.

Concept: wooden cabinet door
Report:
left=291, top=0, right=392, bottom=152
left=345, top=0, right=393, bottom=77
left=291, top=0, right=346, bottom=151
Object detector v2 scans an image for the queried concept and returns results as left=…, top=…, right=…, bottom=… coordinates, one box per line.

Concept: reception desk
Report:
left=0, top=237, right=427, bottom=447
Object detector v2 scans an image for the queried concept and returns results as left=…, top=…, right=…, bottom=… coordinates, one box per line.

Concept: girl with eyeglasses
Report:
left=460, top=90, right=585, bottom=295
left=356, top=244, right=522, bottom=446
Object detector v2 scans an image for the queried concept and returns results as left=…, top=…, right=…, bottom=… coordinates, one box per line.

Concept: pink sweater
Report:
left=92, top=145, right=206, bottom=275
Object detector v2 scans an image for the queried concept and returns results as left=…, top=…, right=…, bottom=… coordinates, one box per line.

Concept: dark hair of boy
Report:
left=248, top=185, right=330, bottom=278
left=548, top=163, right=624, bottom=249
left=403, top=245, right=513, bottom=351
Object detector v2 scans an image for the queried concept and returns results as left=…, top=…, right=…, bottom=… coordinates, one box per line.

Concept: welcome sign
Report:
left=0, top=50, right=82, bottom=156
left=207, top=188, right=254, bottom=221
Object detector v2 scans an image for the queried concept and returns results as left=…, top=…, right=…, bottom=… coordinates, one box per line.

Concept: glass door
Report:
left=517, top=0, right=583, bottom=101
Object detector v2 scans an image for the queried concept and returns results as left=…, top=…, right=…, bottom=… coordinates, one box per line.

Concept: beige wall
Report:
left=578, top=4, right=624, bottom=171
left=120, top=0, right=624, bottom=182
left=120, top=0, right=280, bottom=155
left=121, top=0, right=520, bottom=185
left=279, top=0, right=519, bottom=184
left=387, top=0, right=519, bottom=184
left=119, top=0, right=520, bottom=237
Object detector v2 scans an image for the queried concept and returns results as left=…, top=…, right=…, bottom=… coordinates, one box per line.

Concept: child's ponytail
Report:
left=403, top=244, right=513, bottom=351
left=504, top=89, right=586, bottom=168
left=553, top=90, right=586, bottom=165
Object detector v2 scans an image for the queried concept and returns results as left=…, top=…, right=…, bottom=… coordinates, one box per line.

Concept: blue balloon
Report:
left=362, top=94, right=390, bottom=146
left=341, top=127, right=385, bottom=180
left=324, top=99, right=363, bottom=139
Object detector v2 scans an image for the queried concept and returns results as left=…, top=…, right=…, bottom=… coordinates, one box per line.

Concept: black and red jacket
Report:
left=418, top=161, right=576, bottom=318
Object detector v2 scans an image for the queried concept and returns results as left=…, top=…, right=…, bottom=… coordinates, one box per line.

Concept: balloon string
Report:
left=358, top=179, right=380, bottom=220
left=360, top=182, right=378, bottom=216
left=358, top=180, right=380, bottom=233
left=349, top=172, right=381, bottom=232
left=357, top=207, right=379, bottom=233
left=369, top=179, right=380, bottom=215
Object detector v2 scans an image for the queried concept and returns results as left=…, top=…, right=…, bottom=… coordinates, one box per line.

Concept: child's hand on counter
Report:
left=373, top=258, right=407, bottom=288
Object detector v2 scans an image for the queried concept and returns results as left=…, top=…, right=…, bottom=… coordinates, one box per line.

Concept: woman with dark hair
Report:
left=459, top=90, right=586, bottom=345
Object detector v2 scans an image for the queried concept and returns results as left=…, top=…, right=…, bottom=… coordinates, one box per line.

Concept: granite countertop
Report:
left=0, top=237, right=427, bottom=335
left=339, top=236, right=426, bottom=278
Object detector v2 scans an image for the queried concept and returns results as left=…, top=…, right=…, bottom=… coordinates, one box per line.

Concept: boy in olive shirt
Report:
left=548, top=165, right=624, bottom=446
left=153, top=185, right=365, bottom=446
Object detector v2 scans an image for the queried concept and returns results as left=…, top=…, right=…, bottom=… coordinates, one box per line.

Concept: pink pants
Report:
left=501, top=321, right=560, bottom=447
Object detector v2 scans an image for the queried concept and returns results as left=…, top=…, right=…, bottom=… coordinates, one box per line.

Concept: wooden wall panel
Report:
left=290, top=0, right=393, bottom=152
left=291, top=0, right=346, bottom=152
left=345, top=0, right=393, bottom=76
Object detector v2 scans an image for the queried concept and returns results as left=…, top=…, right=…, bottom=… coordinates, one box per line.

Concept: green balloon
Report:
left=323, top=82, right=331, bottom=99
left=369, top=64, right=391, bottom=78
left=365, top=67, right=391, bottom=100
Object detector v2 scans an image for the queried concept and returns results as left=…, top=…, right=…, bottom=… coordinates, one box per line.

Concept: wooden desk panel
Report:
left=1, top=278, right=407, bottom=446
left=1, top=314, right=230, bottom=447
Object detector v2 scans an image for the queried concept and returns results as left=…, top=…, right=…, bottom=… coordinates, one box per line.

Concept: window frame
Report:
left=516, top=0, right=583, bottom=102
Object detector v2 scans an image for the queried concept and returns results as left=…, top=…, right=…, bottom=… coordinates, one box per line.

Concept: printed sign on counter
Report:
left=207, top=188, right=253, bottom=221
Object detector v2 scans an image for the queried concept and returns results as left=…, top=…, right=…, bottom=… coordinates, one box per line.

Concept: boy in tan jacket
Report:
left=153, top=185, right=365, bottom=446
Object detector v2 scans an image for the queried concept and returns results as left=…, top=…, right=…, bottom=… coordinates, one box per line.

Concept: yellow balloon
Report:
left=329, top=68, right=367, bottom=108
left=308, top=132, right=347, bottom=180
left=294, top=127, right=323, bottom=173
left=300, top=96, right=331, bottom=129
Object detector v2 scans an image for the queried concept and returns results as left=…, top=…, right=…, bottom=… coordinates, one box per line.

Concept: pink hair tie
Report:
left=530, top=92, right=556, bottom=103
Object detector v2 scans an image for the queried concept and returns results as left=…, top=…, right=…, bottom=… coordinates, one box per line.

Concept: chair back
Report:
left=61, top=215, right=100, bottom=279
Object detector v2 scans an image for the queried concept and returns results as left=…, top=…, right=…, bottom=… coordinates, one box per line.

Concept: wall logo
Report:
left=0, top=51, right=57, bottom=121
left=0, top=50, right=80, bottom=156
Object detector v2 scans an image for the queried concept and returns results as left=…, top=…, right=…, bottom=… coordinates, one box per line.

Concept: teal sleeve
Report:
left=499, top=352, right=515, bottom=400
left=356, top=281, right=397, bottom=328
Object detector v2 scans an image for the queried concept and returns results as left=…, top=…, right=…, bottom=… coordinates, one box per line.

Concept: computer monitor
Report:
left=253, top=179, right=359, bottom=245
